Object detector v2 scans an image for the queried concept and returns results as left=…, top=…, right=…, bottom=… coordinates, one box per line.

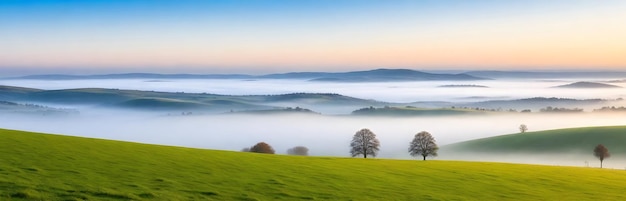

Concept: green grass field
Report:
left=2, top=128, right=626, bottom=200
left=444, top=126, right=626, bottom=154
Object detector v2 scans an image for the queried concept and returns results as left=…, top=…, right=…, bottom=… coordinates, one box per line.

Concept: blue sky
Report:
left=1, top=0, right=625, bottom=75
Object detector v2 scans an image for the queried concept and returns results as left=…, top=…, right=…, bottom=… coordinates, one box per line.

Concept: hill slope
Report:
left=443, top=126, right=626, bottom=154
left=553, top=81, right=622, bottom=88
left=0, top=85, right=384, bottom=112
left=2, top=129, right=626, bottom=200
left=307, top=69, right=485, bottom=82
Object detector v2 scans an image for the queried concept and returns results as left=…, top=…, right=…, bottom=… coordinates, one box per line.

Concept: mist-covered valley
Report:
left=2, top=74, right=626, bottom=168
left=3, top=77, right=626, bottom=103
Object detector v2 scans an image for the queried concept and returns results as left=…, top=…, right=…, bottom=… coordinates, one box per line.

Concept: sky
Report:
left=1, top=0, right=626, bottom=75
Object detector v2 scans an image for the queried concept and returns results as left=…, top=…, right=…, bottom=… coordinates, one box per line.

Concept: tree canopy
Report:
left=519, top=124, right=528, bottom=133
left=287, top=146, right=309, bottom=156
left=350, top=128, right=380, bottom=158
left=249, top=142, right=275, bottom=154
left=409, top=131, right=439, bottom=160
left=594, top=144, right=610, bottom=168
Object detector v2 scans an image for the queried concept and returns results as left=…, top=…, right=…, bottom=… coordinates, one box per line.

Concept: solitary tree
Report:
left=594, top=144, right=610, bottom=168
left=249, top=142, right=275, bottom=154
left=287, top=146, right=309, bottom=156
left=350, top=128, right=380, bottom=158
left=408, top=131, right=439, bottom=160
left=519, top=124, right=528, bottom=133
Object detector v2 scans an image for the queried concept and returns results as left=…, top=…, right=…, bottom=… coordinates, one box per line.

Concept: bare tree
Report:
left=287, top=146, right=309, bottom=156
left=241, top=147, right=251, bottom=152
left=249, top=142, right=275, bottom=154
left=519, top=124, right=528, bottom=133
left=350, top=128, right=380, bottom=158
left=594, top=144, right=610, bottom=168
left=408, top=131, right=439, bottom=161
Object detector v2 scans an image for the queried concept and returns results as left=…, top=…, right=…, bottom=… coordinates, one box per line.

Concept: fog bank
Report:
left=1, top=111, right=625, bottom=168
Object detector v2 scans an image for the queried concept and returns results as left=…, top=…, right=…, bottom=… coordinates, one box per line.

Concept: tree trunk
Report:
left=364, top=154, right=367, bottom=159
left=600, top=160, right=603, bottom=168
left=423, top=155, right=426, bottom=161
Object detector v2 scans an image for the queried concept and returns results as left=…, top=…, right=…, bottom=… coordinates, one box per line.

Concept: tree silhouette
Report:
left=249, top=142, right=275, bottom=154
left=350, top=128, right=380, bottom=158
left=287, top=146, right=309, bottom=156
left=408, top=131, right=439, bottom=161
left=594, top=144, right=610, bottom=168
left=519, top=124, right=528, bottom=133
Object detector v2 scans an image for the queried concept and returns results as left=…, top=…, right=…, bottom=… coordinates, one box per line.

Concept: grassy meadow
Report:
left=2, top=128, right=626, bottom=200
left=444, top=126, right=626, bottom=154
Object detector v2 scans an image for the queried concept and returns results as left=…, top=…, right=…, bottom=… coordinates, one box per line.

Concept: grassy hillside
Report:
left=444, top=126, right=626, bottom=154
left=2, top=129, right=626, bottom=200
left=0, top=85, right=383, bottom=112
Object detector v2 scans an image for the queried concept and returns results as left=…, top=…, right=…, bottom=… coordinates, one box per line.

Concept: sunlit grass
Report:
left=2, top=128, right=626, bottom=200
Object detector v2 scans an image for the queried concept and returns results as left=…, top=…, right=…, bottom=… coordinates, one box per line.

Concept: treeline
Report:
left=242, top=128, right=440, bottom=161
left=242, top=143, right=309, bottom=156
left=355, top=105, right=626, bottom=113
left=0, top=100, right=79, bottom=115
left=539, top=106, right=584, bottom=113
left=594, top=106, right=626, bottom=112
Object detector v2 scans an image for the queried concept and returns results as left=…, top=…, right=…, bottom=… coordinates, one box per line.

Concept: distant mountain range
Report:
left=6, top=69, right=626, bottom=81
left=5, top=69, right=485, bottom=82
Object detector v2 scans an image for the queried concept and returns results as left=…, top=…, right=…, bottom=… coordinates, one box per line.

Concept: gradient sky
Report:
left=1, top=0, right=626, bottom=75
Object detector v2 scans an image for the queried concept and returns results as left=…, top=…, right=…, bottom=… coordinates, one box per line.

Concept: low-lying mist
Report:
left=2, top=78, right=625, bottom=103
left=437, top=152, right=626, bottom=170
left=2, top=110, right=625, bottom=168
left=2, top=78, right=626, bottom=168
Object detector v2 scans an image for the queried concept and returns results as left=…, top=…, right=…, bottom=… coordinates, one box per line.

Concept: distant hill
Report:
left=226, top=107, right=320, bottom=115
left=9, top=73, right=252, bottom=80
left=307, top=69, right=486, bottom=82
left=0, top=85, right=384, bottom=113
left=9, top=70, right=626, bottom=80
left=458, top=97, right=609, bottom=110
left=438, top=84, right=488, bottom=88
left=553, top=82, right=622, bottom=88
left=465, top=71, right=626, bottom=79
left=6, top=69, right=487, bottom=82
left=443, top=126, right=626, bottom=155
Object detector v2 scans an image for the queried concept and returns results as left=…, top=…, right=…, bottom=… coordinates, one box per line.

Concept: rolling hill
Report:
left=553, top=82, right=622, bottom=88
left=2, top=128, right=626, bottom=200
left=0, top=85, right=384, bottom=113
left=443, top=126, right=626, bottom=155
